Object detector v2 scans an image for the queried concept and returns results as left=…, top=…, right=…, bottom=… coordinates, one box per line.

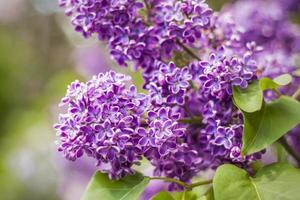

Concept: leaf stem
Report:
left=187, top=179, right=213, bottom=189
left=148, top=177, right=212, bottom=190
left=278, top=136, right=300, bottom=166
left=149, top=177, right=188, bottom=188
left=176, top=40, right=201, bottom=61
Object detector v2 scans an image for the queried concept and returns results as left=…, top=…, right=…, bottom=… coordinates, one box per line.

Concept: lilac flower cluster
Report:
left=197, top=49, right=256, bottom=99
left=58, top=0, right=213, bottom=72
left=54, top=71, right=189, bottom=179
left=144, top=61, right=192, bottom=105
left=54, top=71, right=146, bottom=179
left=56, top=0, right=300, bottom=186
left=186, top=48, right=264, bottom=169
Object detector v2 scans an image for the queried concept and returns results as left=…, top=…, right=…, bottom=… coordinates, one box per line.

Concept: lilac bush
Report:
left=55, top=0, right=300, bottom=199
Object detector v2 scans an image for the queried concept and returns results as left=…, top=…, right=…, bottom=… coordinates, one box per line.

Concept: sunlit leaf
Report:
left=233, top=74, right=293, bottom=113
left=152, top=191, right=175, bottom=200
left=273, top=74, right=292, bottom=86
left=259, top=74, right=292, bottom=91
left=199, top=188, right=214, bottom=200
left=81, top=172, right=149, bottom=200
left=233, top=81, right=263, bottom=112
left=214, top=163, right=300, bottom=200
left=242, top=96, right=300, bottom=155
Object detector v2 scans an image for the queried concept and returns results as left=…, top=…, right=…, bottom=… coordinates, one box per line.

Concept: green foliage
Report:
left=233, top=74, right=292, bottom=113
left=233, top=75, right=300, bottom=155
left=81, top=172, right=149, bottom=200
left=233, top=81, right=263, bottom=112
left=242, top=96, right=300, bottom=155
left=82, top=162, right=300, bottom=200
left=152, top=191, right=175, bottom=200
left=213, top=163, right=300, bottom=200
left=273, top=74, right=293, bottom=86
left=174, top=190, right=199, bottom=200
left=153, top=190, right=205, bottom=200
left=259, top=74, right=292, bottom=91
left=198, top=188, right=214, bottom=200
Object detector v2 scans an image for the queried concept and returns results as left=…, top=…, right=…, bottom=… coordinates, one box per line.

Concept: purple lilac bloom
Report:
left=197, top=48, right=257, bottom=99
left=145, top=61, right=192, bottom=105
left=54, top=71, right=190, bottom=180
left=54, top=71, right=148, bottom=179
left=56, top=0, right=300, bottom=186
left=58, top=0, right=213, bottom=77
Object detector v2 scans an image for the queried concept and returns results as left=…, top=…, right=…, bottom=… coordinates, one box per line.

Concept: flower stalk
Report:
left=176, top=40, right=201, bottom=61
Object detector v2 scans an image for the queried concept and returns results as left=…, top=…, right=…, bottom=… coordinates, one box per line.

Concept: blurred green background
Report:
left=0, top=0, right=234, bottom=199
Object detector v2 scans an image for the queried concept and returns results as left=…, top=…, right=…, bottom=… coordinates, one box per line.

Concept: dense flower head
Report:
left=56, top=0, right=300, bottom=187
left=54, top=71, right=193, bottom=179
left=196, top=48, right=257, bottom=99
left=58, top=0, right=214, bottom=76
left=54, top=71, right=149, bottom=179
left=183, top=47, right=263, bottom=171
left=144, top=61, right=192, bottom=105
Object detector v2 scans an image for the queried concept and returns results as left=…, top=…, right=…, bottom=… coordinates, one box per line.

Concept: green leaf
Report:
left=213, top=163, right=300, bottom=200
left=153, top=190, right=201, bottom=200
left=174, top=190, right=199, bottom=200
left=81, top=172, right=149, bottom=200
left=152, top=191, right=175, bottom=200
left=233, top=74, right=292, bottom=113
left=199, top=188, right=214, bottom=200
left=273, top=74, right=292, bottom=86
left=205, top=188, right=215, bottom=200
left=242, top=96, right=300, bottom=155
left=259, top=74, right=292, bottom=91
left=259, top=77, right=280, bottom=91
left=233, top=81, right=263, bottom=112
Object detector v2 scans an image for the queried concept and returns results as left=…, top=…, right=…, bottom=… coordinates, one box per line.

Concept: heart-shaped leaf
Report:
left=259, top=74, right=292, bottom=91
left=81, top=172, right=149, bottom=200
left=152, top=190, right=201, bottom=200
left=199, top=188, right=214, bottom=200
left=233, top=74, right=292, bottom=113
left=233, top=81, right=263, bottom=113
left=213, top=163, right=300, bottom=200
left=259, top=77, right=281, bottom=91
left=242, top=96, right=300, bottom=155
left=273, top=74, right=292, bottom=86
left=152, top=191, right=175, bottom=200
